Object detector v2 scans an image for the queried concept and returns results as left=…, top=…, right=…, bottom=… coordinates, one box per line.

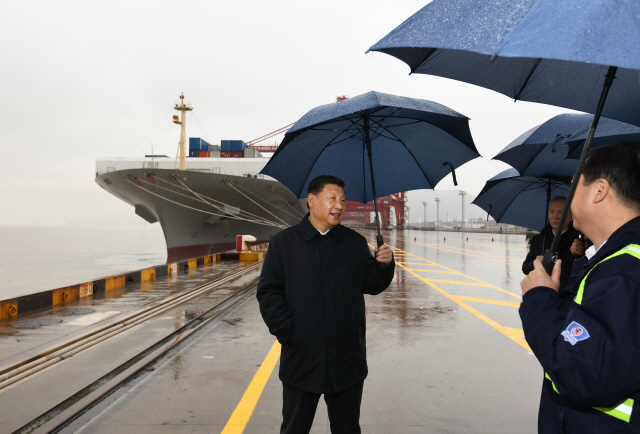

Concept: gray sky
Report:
left=0, top=0, right=574, bottom=227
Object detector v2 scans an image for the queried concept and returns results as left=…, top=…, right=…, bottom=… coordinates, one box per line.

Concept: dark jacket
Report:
left=522, top=223, right=582, bottom=293
left=520, top=216, right=640, bottom=433
left=256, top=214, right=395, bottom=394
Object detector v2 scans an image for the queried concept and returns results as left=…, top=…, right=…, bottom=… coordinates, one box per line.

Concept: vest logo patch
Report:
left=561, top=321, right=590, bottom=345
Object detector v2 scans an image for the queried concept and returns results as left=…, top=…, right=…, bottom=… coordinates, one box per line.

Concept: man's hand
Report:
left=521, top=259, right=562, bottom=297
left=536, top=255, right=544, bottom=262
left=375, top=244, right=393, bottom=265
left=570, top=237, right=587, bottom=257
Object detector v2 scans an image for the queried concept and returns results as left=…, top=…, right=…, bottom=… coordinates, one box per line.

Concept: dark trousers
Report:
left=280, top=381, right=364, bottom=434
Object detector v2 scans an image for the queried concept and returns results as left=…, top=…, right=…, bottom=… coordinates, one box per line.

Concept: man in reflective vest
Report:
left=520, top=141, right=640, bottom=433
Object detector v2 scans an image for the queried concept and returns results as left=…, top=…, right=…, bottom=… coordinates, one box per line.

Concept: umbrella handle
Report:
left=376, top=234, right=384, bottom=248
left=443, top=162, right=458, bottom=186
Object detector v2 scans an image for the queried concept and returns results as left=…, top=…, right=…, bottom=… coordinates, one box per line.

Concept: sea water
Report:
left=0, top=224, right=166, bottom=299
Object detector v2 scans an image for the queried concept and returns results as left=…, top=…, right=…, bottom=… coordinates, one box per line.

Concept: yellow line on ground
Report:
left=416, top=242, right=523, bottom=267
left=422, top=278, right=491, bottom=287
left=405, top=269, right=458, bottom=274
left=398, top=263, right=530, bottom=351
left=391, top=246, right=521, bottom=299
left=221, top=340, right=281, bottom=434
left=453, top=295, right=521, bottom=307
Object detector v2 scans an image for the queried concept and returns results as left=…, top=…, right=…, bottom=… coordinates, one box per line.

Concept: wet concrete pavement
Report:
left=61, top=230, right=543, bottom=434
left=0, top=261, right=260, bottom=434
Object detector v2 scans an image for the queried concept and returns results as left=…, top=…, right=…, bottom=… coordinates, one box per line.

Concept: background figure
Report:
left=522, top=196, right=586, bottom=295
left=257, top=175, right=395, bottom=434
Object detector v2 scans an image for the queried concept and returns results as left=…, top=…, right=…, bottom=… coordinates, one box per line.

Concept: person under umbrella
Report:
left=256, top=175, right=394, bottom=434
left=257, top=91, right=480, bottom=433
left=522, top=196, right=586, bottom=296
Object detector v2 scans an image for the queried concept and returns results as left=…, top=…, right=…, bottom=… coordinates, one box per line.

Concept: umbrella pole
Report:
left=364, top=114, right=384, bottom=248
left=542, top=66, right=618, bottom=274
left=545, top=179, right=551, bottom=227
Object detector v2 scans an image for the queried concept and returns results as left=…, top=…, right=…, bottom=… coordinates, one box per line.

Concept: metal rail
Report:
left=12, top=264, right=263, bottom=434
left=0, top=262, right=262, bottom=391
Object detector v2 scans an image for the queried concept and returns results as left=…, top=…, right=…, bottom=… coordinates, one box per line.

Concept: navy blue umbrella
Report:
left=472, top=168, right=571, bottom=231
left=565, top=117, right=640, bottom=159
left=493, top=114, right=586, bottom=179
left=260, top=91, right=480, bottom=246
left=369, top=0, right=640, bottom=270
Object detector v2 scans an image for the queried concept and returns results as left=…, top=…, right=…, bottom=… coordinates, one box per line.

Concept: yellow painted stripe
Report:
left=423, top=278, right=490, bottom=287
left=453, top=295, right=521, bottom=307
left=405, top=269, right=458, bottom=274
left=221, top=340, right=281, bottom=433
left=400, top=264, right=530, bottom=351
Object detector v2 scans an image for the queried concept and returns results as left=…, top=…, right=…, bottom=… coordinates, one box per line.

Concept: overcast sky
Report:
left=0, top=0, right=575, bottom=227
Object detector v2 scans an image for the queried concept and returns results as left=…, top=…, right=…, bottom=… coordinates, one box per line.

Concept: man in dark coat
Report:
left=520, top=142, right=640, bottom=433
left=257, top=175, right=395, bottom=434
left=522, top=196, right=586, bottom=294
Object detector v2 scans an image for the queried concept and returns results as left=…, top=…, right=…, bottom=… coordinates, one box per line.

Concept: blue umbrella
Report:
left=564, top=117, right=640, bottom=159
left=471, top=168, right=571, bottom=231
left=368, top=0, right=640, bottom=270
left=260, top=91, right=480, bottom=246
left=493, top=114, right=586, bottom=178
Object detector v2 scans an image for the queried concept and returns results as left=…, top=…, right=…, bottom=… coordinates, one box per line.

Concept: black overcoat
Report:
left=522, top=222, right=582, bottom=293
left=256, top=214, right=395, bottom=394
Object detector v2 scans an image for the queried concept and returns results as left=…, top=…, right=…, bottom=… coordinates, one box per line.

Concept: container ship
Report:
left=95, top=94, right=406, bottom=263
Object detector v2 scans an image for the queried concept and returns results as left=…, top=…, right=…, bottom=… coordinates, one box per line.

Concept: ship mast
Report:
left=173, top=93, right=193, bottom=171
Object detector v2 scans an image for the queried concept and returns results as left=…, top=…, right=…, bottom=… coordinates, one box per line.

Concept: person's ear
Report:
left=593, top=179, right=610, bottom=204
left=308, top=193, right=316, bottom=209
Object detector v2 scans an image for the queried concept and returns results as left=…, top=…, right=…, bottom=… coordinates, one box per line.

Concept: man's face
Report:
left=548, top=199, right=570, bottom=231
left=570, top=175, right=589, bottom=232
left=308, top=184, right=346, bottom=229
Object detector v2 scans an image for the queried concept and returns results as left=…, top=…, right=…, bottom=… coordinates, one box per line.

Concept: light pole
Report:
left=422, top=201, right=427, bottom=230
left=435, top=198, right=441, bottom=227
left=459, top=191, right=467, bottom=228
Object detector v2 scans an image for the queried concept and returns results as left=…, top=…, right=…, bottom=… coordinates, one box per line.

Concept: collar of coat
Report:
left=299, top=213, right=346, bottom=243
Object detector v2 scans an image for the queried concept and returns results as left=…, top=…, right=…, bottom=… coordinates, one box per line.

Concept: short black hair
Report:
left=307, top=175, right=345, bottom=209
left=582, top=141, right=640, bottom=211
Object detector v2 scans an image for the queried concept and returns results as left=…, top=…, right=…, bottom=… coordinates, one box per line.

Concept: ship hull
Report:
left=96, top=168, right=307, bottom=263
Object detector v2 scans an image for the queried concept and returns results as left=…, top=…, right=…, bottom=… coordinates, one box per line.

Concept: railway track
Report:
left=6, top=262, right=263, bottom=434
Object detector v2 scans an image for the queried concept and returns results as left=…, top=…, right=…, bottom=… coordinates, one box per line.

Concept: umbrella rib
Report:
left=367, top=116, right=439, bottom=189
left=514, top=58, right=542, bottom=102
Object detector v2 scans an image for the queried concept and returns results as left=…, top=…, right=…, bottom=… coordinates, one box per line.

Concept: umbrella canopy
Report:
left=260, top=91, right=480, bottom=246
left=472, top=168, right=570, bottom=231
left=564, top=117, right=640, bottom=159
left=368, top=0, right=640, bottom=127
left=261, top=91, right=479, bottom=203
left=493, top=114, right=587, bottom=178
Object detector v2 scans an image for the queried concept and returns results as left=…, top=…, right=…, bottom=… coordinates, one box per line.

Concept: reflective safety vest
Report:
left=545, top=244, right=640, bottom=423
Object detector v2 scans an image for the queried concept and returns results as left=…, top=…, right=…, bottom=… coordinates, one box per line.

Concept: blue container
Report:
left=189, top=137, right=201, bottom=150
left=231, top=140, right=246, bottom=151
left=221, top=140, right=232, bottom=151
left=200, top=139, right=211, bottom=151
left=189, top=149, right=199, bottom=157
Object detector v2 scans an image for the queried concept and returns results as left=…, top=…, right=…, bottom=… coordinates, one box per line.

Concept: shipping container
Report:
left=243, top=147, right=262, bottom=158
left=189, top=149, right=199, bottom=157
left=221, top=140, right=232, bottom=151
left=207, top=144, right=220, bottom=152
left=221, top=151, right=243, bottom=158
left=199, top=151, right=210, bottom=158
left=200, top=139, right=211, bottom=151
left=231, top=140, right=247, bottom=151
left=210, top=151, right=221, bottom=158
left=189, top=137, right=201, bottom=150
